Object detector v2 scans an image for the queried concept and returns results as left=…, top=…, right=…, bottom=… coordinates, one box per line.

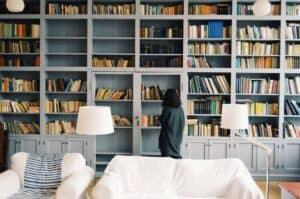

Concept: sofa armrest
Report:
left=56, top=166, right=95, bottom=199
left=0, top=170, right=21, bottom=198
left=92, top=172, right=124, bottom=199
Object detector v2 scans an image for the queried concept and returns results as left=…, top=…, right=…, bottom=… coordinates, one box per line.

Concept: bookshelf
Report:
left=1, top=0, right=300, bottom=179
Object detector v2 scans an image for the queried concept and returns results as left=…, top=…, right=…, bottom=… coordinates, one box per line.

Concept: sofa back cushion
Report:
left=105, top=156, right=177, bottom=193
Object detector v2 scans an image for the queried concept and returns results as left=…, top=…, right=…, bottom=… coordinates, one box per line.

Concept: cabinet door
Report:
left=283, top=142, right=300, bottom=175
left=65, top=138, right=87, bottom=156
left=235, top=142, right=256, bottom=172
left=43, top=138, right=65, bottom=154
left=256, top=142, right=278, bottom=174
left=208, top=140, right=230, bottom=160
left=20, top=138, right=40, bottom=154
left=185, top=141, right=207, bottom=159
left=7, top=139, right=20, bottom=166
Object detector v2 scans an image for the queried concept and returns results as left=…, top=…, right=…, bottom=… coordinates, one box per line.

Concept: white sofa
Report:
left=0, top=152, right=95, bottom=199
left=93, top=156, right=264, bottom=199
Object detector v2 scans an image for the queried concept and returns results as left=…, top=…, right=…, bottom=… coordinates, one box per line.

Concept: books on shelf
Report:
left=189, top=42, right=230, bottom=55
left=48, top=3, right=87, bottom=15
left=186, top=119, right=229, bottom=137
left=286, top=3, right=300, bottom=16
left=236, top=41, right=280, bottom=56
left=140, top=25, right=182, bottom=38
left=189, top=21, right=231, bottom=39
left=141, top=114, right=160, bottom=127
left=46, top=100, right=86, bottom=113
left=187, top=56, right=211, bottom=68
left=47, top=79, right=87, bottom=92
left=237, top=3, right=280, bottom=15
left=92, top=57, right=132, bottom=68
left=286, top=76, right=300, bottom=94
left=189, top=3, right=231, bottom=15
left=112, top=115, right=131, bottom=127
left=286, top=57, right=300, bottom=69
left=92, top=3, right=135, bottom=15
left=187, top=97, right=225, bottom=114
left=286, top=22, right=300, bottom=39
left=236, top=76, right=279, bottom=94
left=141, top=43, right=180, bottom=54
left=287, top=43, right=300, bottom=55
left=46, top=120, right=75, bottom=135
left=189, top=75, right=230, bottom=94
left=236, top=57, right=279, bottom=69
left=0, top=55, right=40, bottom=67
left=0, top=41, right=40, bottom=53
left=1, top=121, right=39, bottom=134
left=141, top=84, right=164, bottom=100
left=140, top=4, right=183, bottom=15
left=240, top=123, right=277, bottom=137
left=238, top=25, right=280, bottom=40
left=0, top=100, right=39, bottom=113
left=95, top=88, right=133, bottom=100
left=0, top=23, right=40, bottom=38
left=236, top=99, right=278, bottom=115
left=284, top=122, right=300, bottom=138
left=285, top=99, right=300, bottom=115
left=141, top=56, right=182, bottom=68
left=1, top=78, right=38, bottom=92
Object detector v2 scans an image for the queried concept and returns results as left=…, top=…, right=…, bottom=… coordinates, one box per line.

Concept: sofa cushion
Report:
left=123, top=193, right=223, bottom=199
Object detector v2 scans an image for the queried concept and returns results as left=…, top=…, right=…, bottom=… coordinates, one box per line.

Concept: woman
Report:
left=159, top=89, right=185, bottom=159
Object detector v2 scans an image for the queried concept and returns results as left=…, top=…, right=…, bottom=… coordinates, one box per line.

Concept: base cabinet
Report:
left=282, top=141, right=300, bottom=175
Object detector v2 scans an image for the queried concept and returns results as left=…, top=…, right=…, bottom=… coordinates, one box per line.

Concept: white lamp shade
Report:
left=76, top=106, right=114, bottom=135
left=6, top=0, right=25, bottom=13
left=221, top=104, right=249, bottom=130
left=252, top=0, right=271, bottom=16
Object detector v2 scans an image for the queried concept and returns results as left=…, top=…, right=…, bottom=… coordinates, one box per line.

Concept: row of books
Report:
left=186, top=119, right=230, bottom=137
left=187, top=56, right=211, bottom=68
left=237, top=100, right=279, bottom=115
left=48, top=3, right=87, bottom=15
left=286, top=4, right=300, bottom=16
left=236, top=77, right=279, bottom=94
left=189, top=22, right=231, bottom=39
left=46, top=120, right=75, bottom=135
left=286, top=57, right=300, bottom=69
left=285, top=99, right=300, bottom=115
left=92, top=57, right=132, bottom=68
left=92, top=3, right=135, bottom=15
left=285, top=122, right=300, bottom=138
left=141, top=114, right=160, bottom=127
left=112, top=115, right=131, bottom=127
left=0, top=23, right=40, bottom=38
left=1, top=121, right=39, bottom=134
left=1, top=78, right=38, bottom=92
left=141, top=56, right=182, bottom=68
left=237, top=3, right=280, bottom=16
left=189, top=42, right=230, bottom=55
left=188, top=4, right=231, bottom=15
left=286, top=22, right=300, bottom=39
left=241, top=123, right=277, bottom=137
left=286, top=43, right=300, bottom=55
left=140, top=4, right=183, bottom=15
left=141, top=84, right=164, bottom=101
left=46, top=100, right=86, bottom=113
left=140, top=26, right=182, bottom=38
left=237, top=42, right=280, bottom=56
left=0, top=100, right=39, bottom=113
left=187, top=97, right=225, bottom=114
left=141, top=43, right=180, bottom=54
left=236, top=57, right=279, bottom=69
left=238, top=25, right=280, bottom=40
left=0, top=41, right=40, bottom=54
left=95, top=88, right=133, bottom=100
left=189, top=75, right=230, bottom=94
left=286, top=76, right=300, bottom=95
left=47, top=79, right=87, bottom=92
left=0, top=55, right=40, bottom=67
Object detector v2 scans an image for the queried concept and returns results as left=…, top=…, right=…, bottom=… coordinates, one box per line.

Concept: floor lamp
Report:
left=221, top=104, right=272, bottom=199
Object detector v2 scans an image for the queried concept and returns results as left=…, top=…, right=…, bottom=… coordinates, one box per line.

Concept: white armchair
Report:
left=0, top=152, right=95, bottom=199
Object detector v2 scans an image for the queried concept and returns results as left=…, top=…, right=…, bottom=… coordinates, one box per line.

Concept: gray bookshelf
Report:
left=1, top=0, right=300, bottom=180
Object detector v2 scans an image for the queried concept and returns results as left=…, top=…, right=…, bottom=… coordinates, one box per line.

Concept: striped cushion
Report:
left=23, top=154, right=64, bottom=194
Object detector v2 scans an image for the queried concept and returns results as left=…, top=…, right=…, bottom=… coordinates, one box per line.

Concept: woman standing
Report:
left=159, top=89, right=185, bottom=159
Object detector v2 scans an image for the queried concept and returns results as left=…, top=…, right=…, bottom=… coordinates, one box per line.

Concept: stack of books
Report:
left=140, top=25, right=182, bottom=38
left=112, top=115, right=132, bottom=127
left=141, top=114, right=160, bottom=127
left=187, top=97, right=225, bottom=114
left=237, top=3, right=280, bottom=15
left=189, top=42, right=230, bottom=55
left=238, top=25, right=280, bottom=40
left=140, top=4, right=183, bottom=15
left=287, top=43, right=300, bottom=55
left=46, top=120, right=75, bottom=135
left=286, top=22, right=300, bottom=39
left=141, top=84, right=165, bottom=100
left=237, top=99, right=278, bottom=115
left=285, top=122, right=300, bottom=138
left=92, top=3, right=135, bottom=15
left=46, top=100, right=86, bottom=113
left=241, top=123, right=277, bottom=137
left=0, top=41, right=40, bottom=53
left=237, top=57, right=279, bottom=69
left=189, top=21, right=231, bottom=38
left=236, top=42, right=280, bottom=55
left=287, top=3, right=300, bottom=16
left=189, top=75, right=230, bottom=94
left=189, top=4, right=231, bottom=15
left=92, top=57, right=131, bottom=68
left=0, top=78, right=38, bottom=92
left=286, top=76, right=300, bottom=94
left=47, top=79, right=87, bottom=92
left=0, top=55, right=40, bottom=67
left=48, top=3, right=87, bottom=15
left=0, top=23, right=40, bottom=38
left=95, top=88, right=133, bottom=100
left=187, top=119, right=229, bottom=137
left=141, top=56, right=182, bottom=68
left=285, top=99, right=300, bottom=115
left=0, top=100, right=39, bottom=113
left=187, top=56, right=211, bottom=68
left=1, top=121, right=39, bottom=134
left=236, top=77, right=279, bottom=94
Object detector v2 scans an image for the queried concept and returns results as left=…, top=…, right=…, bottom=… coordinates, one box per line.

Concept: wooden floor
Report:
left=256, top=181, right=281, bottom=199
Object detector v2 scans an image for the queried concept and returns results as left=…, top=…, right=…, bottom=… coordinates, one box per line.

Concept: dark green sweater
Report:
left=159, top=106, right=185, bottom=158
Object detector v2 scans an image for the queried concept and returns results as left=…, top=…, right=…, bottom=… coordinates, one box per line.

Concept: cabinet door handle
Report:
left=135, top=116, right=139, bottom=126
left=282, top=164, right=284, bottom=169
left=229, top=144, right=231, bottom=148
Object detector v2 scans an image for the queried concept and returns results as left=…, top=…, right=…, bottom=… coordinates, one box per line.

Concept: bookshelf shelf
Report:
left=95, top=100, right=133, bottom=103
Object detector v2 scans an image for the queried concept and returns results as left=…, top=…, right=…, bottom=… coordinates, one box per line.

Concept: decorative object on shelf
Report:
left=76, top=106, right=114, bottom=135
left=252, top=0, right=271, bottom=16
left=6, top=0, right=25, bottom=13
left=221, top=104, right=272, bottom=199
